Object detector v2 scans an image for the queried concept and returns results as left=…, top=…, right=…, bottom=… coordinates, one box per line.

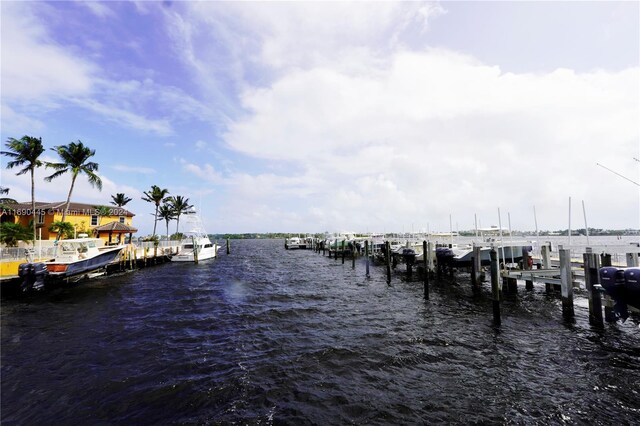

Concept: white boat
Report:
left=285, top=236, right=305, bottom=250
left=172, top=210, right=218, bottom=262
left=18, top=238, right=124, bottom=290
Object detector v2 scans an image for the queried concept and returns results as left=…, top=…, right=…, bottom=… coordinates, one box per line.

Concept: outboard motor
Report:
left=18, top=263, right=35, bottom=292
left=623, top=268, right=640, bottom=310
left=31, top=263, right=48, bottom=291
left=17, top=262, right=48, bottom=292
left=599, top=267, right=628, bottom=320
left=401, top=248, right=416, bottom=266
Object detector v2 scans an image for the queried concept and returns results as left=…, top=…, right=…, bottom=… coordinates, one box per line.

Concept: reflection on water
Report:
left=2, top=238, right=639, bottom=424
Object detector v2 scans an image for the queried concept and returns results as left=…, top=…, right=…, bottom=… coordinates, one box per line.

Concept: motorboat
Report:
left=18, top=238, right=124, bottom=291
left=435, top=241, right=534, bottom=268
left=172, top=210, right=218, bottom=262
left=285, top=237, right=305, bottom=250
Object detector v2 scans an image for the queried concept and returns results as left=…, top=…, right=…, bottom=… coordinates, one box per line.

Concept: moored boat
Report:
left=17, top=238, right=124, bottom=291
left=285, top=237, right=305, bottom=250
left=172, top=210, right=218, bottom=262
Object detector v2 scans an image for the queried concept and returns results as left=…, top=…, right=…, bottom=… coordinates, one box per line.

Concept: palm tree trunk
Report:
left=58, top=174, right=77, bottom=239
left=30, top=168, right=36, bottom=246
left=176, top=215, right=180, bottom=234
left=152, top=205, right=159, bottom=236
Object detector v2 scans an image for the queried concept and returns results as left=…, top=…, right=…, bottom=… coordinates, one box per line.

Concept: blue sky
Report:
left=1, top=1, right=638, bottom=235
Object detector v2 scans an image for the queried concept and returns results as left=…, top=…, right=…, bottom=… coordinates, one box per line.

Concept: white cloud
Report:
left=1, top=2, right=214, bottom=137
left=79, top=1, right=116, bottom=19
left=219, top=48, right=639, bottom=231
left=180, top=160, right=224, bottom=184
left=111, top=164, right=156, bottom=175
left=1, top=2, right=96, bottom=102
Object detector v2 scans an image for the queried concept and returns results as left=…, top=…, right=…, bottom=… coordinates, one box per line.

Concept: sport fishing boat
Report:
left=18, top=238, right=125, bottom=291
left=172, top=210, right=218, bottom=262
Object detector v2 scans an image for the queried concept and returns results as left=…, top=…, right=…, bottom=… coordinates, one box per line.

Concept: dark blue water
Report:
left=2, top=239, right=639, bottom=424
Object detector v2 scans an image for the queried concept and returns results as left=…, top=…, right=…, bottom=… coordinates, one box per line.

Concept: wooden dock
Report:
left=302, top=237, right=640, bottom=328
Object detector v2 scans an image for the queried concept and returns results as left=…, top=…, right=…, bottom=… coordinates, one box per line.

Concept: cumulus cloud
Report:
left=172, top=2, right=638, bottom=232
left=1, top=2, right=96, bottom=102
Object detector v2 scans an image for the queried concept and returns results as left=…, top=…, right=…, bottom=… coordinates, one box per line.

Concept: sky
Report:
left=1, top=1, right=639, bottom=235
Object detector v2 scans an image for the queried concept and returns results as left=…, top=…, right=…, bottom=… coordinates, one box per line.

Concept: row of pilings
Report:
left=293, top=238, right=639, bottom=328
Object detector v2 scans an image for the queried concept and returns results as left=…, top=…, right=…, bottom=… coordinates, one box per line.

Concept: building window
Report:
left=119, top=216, right=125, bottom=224
left=91, top=215, right=98, bottom=226
left=37, top=211, right=45, bottom=224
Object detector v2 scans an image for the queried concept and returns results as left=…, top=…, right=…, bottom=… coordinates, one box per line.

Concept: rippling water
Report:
left=2, top=239, right=639, bottom=424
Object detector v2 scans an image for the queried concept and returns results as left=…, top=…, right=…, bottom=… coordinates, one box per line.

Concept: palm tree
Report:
left=45, top=141, right=102, bottom=237
left=1, top=136, right=45, bottom=245
left=141, top=185, right=169, bottom=237
left=48, top=221, right=74, bottom=240
left=0, top=187, right=17, bottom=206
left=158, top=203, right=175, bottom=241
left=0, top=222, right=33, bottom=247
left=110, top=193, right=132, bottom=207
left=168, top=195, right=193, bottom=234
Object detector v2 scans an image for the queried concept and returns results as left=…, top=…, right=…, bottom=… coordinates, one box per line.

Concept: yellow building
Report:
left=1, top=201, right=137, bottom=244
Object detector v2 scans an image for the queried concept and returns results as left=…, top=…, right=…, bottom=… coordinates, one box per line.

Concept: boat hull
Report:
left=435, top=245, right=532, bottom=267
left=17, top=245, right=124, bottom=292
left=47, top=247, right=123, bottom=278
left=172, top=246, right=218, bottom=262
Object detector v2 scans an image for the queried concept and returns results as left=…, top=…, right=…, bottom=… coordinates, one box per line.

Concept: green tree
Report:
left=158, top=203, right=175, bottom=241
left=110, top=193, right=132, bottom=207
left=167, top=195, right=193, bottom=234
left=48, top=221, right=74, bottom=240
left=0, top=222, right=33, bottom=247
left=141, top=185, right=170, bottom=237
left=44, top=141, right=102, bottom=239
left=1, top=136, right=45, bottom=245
left=94, top=205, right=111, bottom=226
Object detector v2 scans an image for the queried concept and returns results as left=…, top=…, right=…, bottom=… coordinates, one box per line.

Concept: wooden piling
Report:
left=423, top=240, right=429, bottom=300
left=226, top=238, right=230, bottom=255
left=583, top=250, right=603, bottom=327
left=365, top=240, right=370, bottom=277
left=471, top=257, right=477, bottom=287
left=490, top=249, right=501, bottom=325
left=559, top=248, right=574, bottom=319
left=541, top=243, right=551, bottom=269
left=600, top=253, right=616, bottom=322
left=385, top=241, right=391, bottom=284
left=472, top=245, right=482, bottom=287
left=341, top=240, right=346, bottom=264
left=192, top=236, right=199, bottom=264
left=427, top=241, right=434, bottom=277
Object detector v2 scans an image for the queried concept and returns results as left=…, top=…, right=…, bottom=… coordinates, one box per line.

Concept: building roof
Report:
left=4, top=201, right=135, bottom=217
left=93, top=221, right=138, bottom=233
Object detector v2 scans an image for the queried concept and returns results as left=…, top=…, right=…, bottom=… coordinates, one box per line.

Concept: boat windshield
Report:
left=183, top=244, right=194, bottom=249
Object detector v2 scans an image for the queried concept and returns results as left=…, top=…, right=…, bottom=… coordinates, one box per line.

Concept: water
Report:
left=2, top=239, right=639, bottom=424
